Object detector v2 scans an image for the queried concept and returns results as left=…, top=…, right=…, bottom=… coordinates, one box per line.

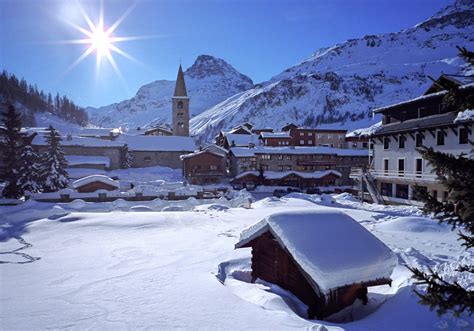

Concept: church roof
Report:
left=173, top=64, right=188, bottom=97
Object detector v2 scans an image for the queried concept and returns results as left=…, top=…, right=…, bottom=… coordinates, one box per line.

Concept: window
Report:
left=285, top=165, right=292, bottom=170
left=381, top=182, right=393, bottom=197
left=261, top=154, right=271, bottom=160
left=432, top=190, right=438, bottom=201
left=210, top=165, right=218, bottom=171
left=300, top=132, right=304, bottom=136
left=317, top=134, right=322, bottom=139
left=416, top=133, right=423, bottom=147
left=395, top=184, right=409, bottom=199
left=278, top=154, right=283, bottom=160
left=328, top=134, right=333, bottom=139
left=285, top=155, right=291, bottom=160
left=362, top=142, right=368, bottom=148
left=300, top=140, right=305, bottom=145
left=352, top=142, right=358, bottom=148
left=307, top=140, right=312, bottom=145
left=308, top=133, right=313, bottom=136
left=383, top=159, right=389, bottom=174
left=398, top=158, right=405, bottom=176
left=278, top=165, right=284, bottom=171
left=177, top=101, right=183, bottom=109
left=437, top=130, right=445, bottom=146
left=383, top=137, right=390, bottom=149
left=144, top=156, right=152, bottom=164
left=459, top=127, right=469, bottom=144
left=339, top=143, right=344, bottom=148
left=178, top=122, right=185, bottom=128
left=415, top=158, right=423, bottom=177
left=398, top=135, right=405, bottom=149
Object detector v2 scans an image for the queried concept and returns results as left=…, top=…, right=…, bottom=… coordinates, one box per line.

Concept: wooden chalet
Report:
left=181, top=149, right=226, bottom=185
left=235, top=210, right=396, bottom=319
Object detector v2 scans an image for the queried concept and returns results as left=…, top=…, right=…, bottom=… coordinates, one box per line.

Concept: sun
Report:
left=90, top=25, right=112, bottom=57
left=60, top=1, right=146, bottom=78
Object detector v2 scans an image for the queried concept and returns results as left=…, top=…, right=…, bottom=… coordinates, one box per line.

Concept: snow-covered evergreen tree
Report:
left=40, top=125, right=69, bottom=192
left=0, top=104, right=23, bottom=198
left=18, top=144, right=42, bottom=194
left=120, top=144, right=134, bottom=169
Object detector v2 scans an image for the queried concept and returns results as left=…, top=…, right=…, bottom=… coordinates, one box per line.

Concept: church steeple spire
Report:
left=172, top=64, right=190, bottom=136
left=173, top=64, right=188, bottom=97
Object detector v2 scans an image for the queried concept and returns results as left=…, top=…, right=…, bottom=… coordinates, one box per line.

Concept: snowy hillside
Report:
left=86, top=55, right=254, bottom=129
left=191, top=0, right=474, bottom=142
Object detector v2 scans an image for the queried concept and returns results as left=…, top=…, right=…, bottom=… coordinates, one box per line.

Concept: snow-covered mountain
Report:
left=190, top=0, right=474, bottom=142
left=86, top=55, right=254, bottom=129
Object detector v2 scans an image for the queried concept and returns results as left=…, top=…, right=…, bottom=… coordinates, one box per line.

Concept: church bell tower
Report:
left=172, top=64, right=190, bottom=136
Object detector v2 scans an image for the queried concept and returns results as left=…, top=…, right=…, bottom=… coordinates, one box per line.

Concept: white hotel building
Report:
left=368, top=76, right=473, bottom=205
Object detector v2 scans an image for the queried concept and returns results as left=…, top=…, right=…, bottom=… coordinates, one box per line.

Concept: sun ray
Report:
left=75, top=0, right=96, bottom=32
left=62, top=45, right=95, bottom=76
left=106, top=1, right=138, bottom=35
left=109, top=44, right=141, bottom=64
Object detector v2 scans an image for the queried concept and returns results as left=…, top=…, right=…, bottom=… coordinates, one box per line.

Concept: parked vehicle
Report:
left=306, top=188, right=321, bottom=195
left=273, top=189, right=288, bottom=198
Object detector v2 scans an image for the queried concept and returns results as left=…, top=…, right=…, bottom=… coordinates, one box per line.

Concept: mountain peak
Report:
left=185, top=55, right=253, bottom=85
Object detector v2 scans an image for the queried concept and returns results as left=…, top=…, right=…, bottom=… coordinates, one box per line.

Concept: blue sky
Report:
left=0, top=0, right=452, bottom=108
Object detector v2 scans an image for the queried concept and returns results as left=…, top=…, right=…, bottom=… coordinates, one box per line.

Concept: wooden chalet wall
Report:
left=247, top=231, right=370, bottom=319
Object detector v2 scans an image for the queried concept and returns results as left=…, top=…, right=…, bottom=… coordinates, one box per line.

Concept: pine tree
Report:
left=409, top=46, right=474, bottom=317
left=18, top=144, right=42, bottom=194
left=40, top=126, right=69, bottom=192
left=0, top=104, right=23, bottom=198
left=120, top=144, right=134, bottom=169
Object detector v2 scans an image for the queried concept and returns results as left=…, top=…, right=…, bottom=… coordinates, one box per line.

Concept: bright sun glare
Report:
left=60, top=1, right=147, bottom=79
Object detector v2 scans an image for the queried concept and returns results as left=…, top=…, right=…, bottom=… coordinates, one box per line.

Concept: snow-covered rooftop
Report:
left=180, top=149, right=224, bottom=160
left=346, top=122, right=382, bottom=138
left=454, top=109, right=474, bottom=123
left=66, top=155, right=111, bottom=167
left=225, top=133, right=259, bottom=147
left=116, top=134, right=196, bottom=152
left=72, top=175, right=119, bottom=189
left=373, top=83, right=474, bottom=113
left=233, top=170, right=341, bottom=180
left=259, top=132, right=291, bottom=139
left=32, top=134, right=125, bottom=148
left=230, top=146, right=368, bottom=157
left=235, top=210, right=397, bottom=294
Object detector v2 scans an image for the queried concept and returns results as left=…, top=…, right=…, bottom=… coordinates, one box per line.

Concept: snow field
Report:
left=0, top=193, right=472, bottom=330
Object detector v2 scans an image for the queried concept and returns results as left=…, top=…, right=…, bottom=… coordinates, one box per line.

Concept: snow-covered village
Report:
left=0, top=0, right=473, bottom=330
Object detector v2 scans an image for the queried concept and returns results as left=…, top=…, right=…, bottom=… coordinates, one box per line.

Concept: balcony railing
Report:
left=370, top=170, right=438, bottom=181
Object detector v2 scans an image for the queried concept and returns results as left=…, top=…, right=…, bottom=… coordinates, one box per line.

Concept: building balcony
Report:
left=369, top=170, right=438, bottom=182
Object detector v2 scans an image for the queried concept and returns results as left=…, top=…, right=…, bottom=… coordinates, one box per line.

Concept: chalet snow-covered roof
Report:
left=225, top=133, right=259, bottom=147
left=373, top=82, right=474, bottom=114
left=66, top=155, right=111, bottom=167
left=180, top=149, right=225, bottom=160
left=454, top=109, right=474, bottom=123
left=346, top=122, right=382, bottom=138
left=32, top=134, right=125, bottom=148
left=75, top=127, right=121, bottom=137
left=233, top=170, right=341, bottom=180
left=203, top=144, right=228, bottom=156
left=259, top=132, right=291, bottom=139
left=372, top=111, right=468, bottom=136
left=116, top=134, right=196, bottom=152
left=72, top=175, right=119, bottom=189
left=235, top=210, right=397, bottom=294
left=230, top=146, right=368, bottom=157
